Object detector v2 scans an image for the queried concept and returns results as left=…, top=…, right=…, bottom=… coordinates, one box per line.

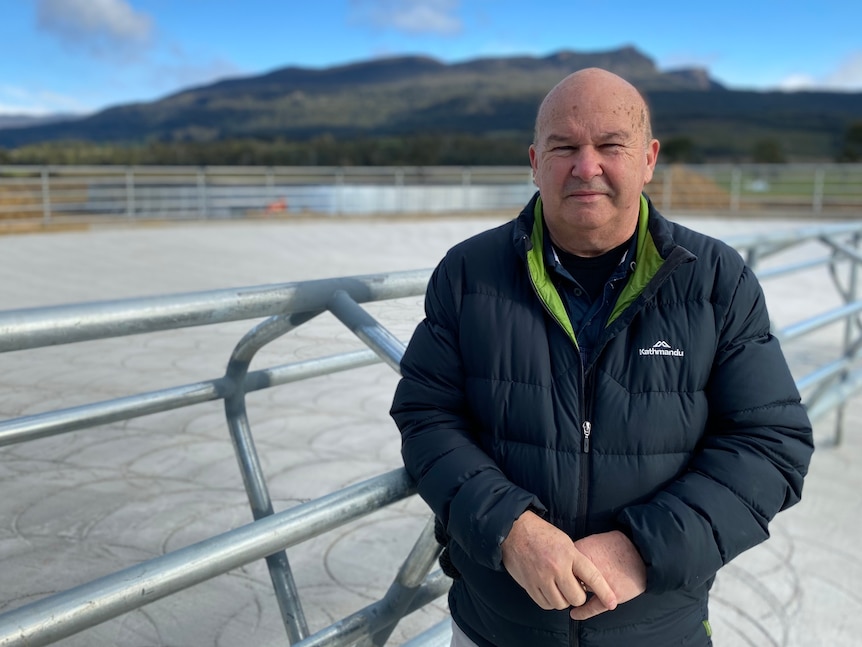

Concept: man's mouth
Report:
left=567, top=185, right=610, bottom=198
left=568, top=190, right=608, bottom=200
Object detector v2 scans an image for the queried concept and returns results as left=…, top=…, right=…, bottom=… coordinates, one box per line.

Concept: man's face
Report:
left=529, top=85, right=659, bottom=254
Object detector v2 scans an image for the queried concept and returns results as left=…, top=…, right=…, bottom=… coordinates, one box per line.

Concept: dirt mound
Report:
left=648, top=165, right=732, bottom=211
left=0, top=184, right=42, bottom=220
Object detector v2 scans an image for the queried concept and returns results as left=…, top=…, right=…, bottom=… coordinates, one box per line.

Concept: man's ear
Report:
left=529, top=145, right=539, bottom=186
left=644, top=139, right=660, bottom=184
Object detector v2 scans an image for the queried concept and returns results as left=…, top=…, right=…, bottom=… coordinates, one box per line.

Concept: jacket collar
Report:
left=513, top=191, right=696, bottom=328
left=514, top=191, right=668, bottom=256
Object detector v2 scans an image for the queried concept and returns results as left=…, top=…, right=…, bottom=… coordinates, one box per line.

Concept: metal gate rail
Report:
left=1, top=221, right=862, bottom=646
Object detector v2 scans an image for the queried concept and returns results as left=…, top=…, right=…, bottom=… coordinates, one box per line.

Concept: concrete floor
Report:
left=0, top=213, right=860, bottom=646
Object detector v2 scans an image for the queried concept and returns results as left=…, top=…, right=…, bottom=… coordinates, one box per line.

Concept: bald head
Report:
left=534, top=68, right=653, bottom=146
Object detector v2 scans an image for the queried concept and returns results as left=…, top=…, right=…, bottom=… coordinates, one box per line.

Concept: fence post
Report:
left=266, top=166, right=276, bottom=203
left=661, top=166, right=673, bottom=211
left=40, top=166, right=51, bottom=224
left=395, top=167, right=405, bottom=215
left=197, top=167, right=208, bottom=219
left=730, top=166, right=741, bottom=212
left=336, top=167, right=345, bottom=216
left=813, top=166, right=825, bottom=214
left=125, top=167, right=135, bottom=219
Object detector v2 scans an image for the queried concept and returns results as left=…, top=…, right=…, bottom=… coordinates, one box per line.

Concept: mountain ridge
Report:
left=1, top=46, right=859, bottom=163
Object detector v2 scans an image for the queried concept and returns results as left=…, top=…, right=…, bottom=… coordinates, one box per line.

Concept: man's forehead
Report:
left=547, top=97, right=640, bottom=121
left=540, top=125, right=637, bottom=146
left=540, top=97, right=643, bottom=132
left=544, top=129, right=633, bottom=141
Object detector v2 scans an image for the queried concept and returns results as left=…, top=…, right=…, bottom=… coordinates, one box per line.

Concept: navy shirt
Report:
left=543, top=222, right=637, bottom=366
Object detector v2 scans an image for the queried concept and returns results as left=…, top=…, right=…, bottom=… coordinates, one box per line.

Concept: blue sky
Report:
left=1, top=0, right=861, bottom=116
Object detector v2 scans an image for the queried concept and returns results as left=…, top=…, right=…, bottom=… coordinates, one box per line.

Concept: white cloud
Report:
left=36, top=0, right=153, bottom=58
left=350, top=0, right=462, bottom=36
left=823, top=51, right=862, bottom=91
left=0, top=85, right=91, bottom=115
left=0, top=53, right=245, bottom=115
left=778, top=51, right=862, bottom=91
left=777, top=73, right=817, bottom=91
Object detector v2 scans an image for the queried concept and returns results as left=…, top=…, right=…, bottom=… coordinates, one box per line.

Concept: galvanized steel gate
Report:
left=1, top=221, right=862, bottom=646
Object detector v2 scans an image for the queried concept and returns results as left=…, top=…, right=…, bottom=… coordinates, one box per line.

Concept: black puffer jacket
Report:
left=391, top=193, right=813, bottom=647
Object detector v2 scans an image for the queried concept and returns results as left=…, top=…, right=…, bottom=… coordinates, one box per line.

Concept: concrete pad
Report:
left=0, top=214, right=859, bottom=646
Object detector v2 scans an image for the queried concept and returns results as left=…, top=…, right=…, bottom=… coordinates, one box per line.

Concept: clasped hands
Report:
left=500, top=510, right=647, bottom=621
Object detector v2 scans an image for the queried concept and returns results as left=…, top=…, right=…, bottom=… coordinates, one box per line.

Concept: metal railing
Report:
left=1, top=221, right=862, bottom=645
left=1, top=163, right=861, bottom=225
left=0, top=165, right=536, bottom=222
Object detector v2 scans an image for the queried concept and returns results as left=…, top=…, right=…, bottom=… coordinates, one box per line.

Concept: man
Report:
left=390, top=68, right=813, bottom=646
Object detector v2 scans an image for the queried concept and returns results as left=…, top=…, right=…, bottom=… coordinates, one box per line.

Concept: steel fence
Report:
left=1, top=221, right=862, bottom=645
left=1, top=164, right=861, bottom=225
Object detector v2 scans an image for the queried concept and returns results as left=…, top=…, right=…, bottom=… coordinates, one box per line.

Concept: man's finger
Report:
left=570, top=596, right=610, bottom=621
left=574, top=559, right=617, bottom=611
left=538, top=583, right=573, bottom=611
left=555, top=573, right=589, bottom=608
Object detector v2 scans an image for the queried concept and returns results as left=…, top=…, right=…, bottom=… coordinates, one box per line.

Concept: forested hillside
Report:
left=1, top=47, right=860, bottom=165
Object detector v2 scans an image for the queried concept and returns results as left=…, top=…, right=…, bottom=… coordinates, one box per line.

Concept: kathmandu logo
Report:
left=638, top=340, right=685, bottom=357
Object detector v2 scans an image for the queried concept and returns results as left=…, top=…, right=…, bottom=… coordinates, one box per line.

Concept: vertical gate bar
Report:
left=369, top=516, right=444, bottom=645
left=291, top=572, right=449, bottom=647
left=745, top=244, right=760, bottom=272
left=223, top=310, right=322, bottom=642
left=224, top=394, right=309, bottom=643
left=835, top=232, right=861, bottom=445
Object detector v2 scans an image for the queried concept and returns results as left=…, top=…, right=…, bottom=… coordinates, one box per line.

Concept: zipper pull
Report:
left=582, top=421, right=592, bottom=453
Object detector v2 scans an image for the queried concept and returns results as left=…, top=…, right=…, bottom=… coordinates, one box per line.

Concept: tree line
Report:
left=1, top=123, right=860, bottom=166
left=0, top=134, right=529, bottom=167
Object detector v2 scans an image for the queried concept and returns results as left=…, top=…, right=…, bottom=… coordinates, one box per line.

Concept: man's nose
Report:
left=571, top=147, right=602, bottom=180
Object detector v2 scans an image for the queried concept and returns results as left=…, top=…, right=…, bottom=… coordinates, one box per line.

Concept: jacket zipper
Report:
left=522, top=234, right=593, bottom=647
left=565, top=246, right=693, bottom=647
left=570, top=365, right=595, bottom=647
left=577, top=365, right=595, bottom=529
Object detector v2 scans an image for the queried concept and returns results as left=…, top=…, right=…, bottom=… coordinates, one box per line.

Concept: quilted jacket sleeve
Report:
left=618, top=265, right=814, bottom=592
left=390, top=259, right=545, bottom=571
